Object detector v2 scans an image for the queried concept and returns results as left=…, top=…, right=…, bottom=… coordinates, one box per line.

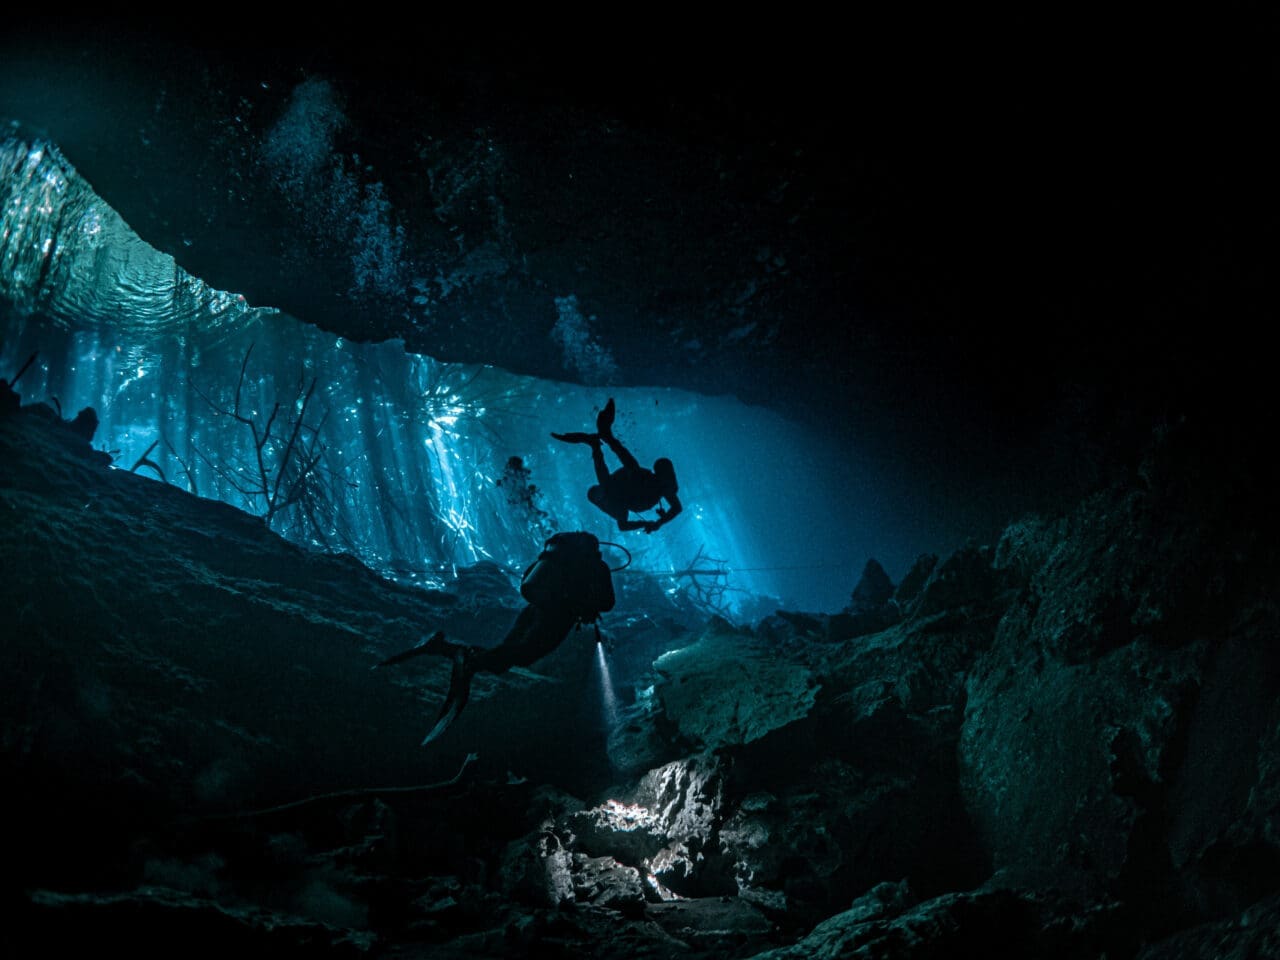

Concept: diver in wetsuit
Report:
left=375, top=531, right=615, bottom=745
left=379, top=607, right=579, bottom=745
left=552, top=398, right=682, bottom=535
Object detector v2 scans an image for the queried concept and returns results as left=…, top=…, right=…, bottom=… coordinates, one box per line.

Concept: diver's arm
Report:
left=645, top=495, right=683, bottom=533
left=615, top=515, right=649, bottom=532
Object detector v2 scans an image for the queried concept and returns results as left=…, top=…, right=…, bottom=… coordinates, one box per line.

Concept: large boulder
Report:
left=743, top=884, right=1117, bottom=960
left=959, top=419, right=1280, bottom=926
left=651, top=618, right=821, bottom=750
left=892, top=553, right=938, bottom=616
left=1136, top=892, right=1280, bottom=960
left=848, top=558, right=894, bottom=614
left=562, top=752, right=730, bottom=898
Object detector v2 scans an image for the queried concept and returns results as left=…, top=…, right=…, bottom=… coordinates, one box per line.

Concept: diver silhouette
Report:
left=375, top=531, right=616, bottom=745
left=552, top=398, right=682, bottom=534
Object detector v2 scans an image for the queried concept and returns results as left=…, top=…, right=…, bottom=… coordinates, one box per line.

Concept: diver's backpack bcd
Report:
left=520, top=531, right=615, bottom=623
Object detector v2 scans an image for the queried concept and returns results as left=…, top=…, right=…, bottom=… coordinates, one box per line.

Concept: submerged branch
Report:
left=129, top=438, right=165, bottom=481
left=200, top=752, right=480, bottom=821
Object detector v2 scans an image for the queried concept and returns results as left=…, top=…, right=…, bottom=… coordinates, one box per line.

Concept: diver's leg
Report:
left=587, top=485, right=608, bottom=513
left=472, top=604, right=577, bottom=673
left=596, top=398, right=616, bottom=436
left=595, top=398, right=639, bottom=469
left=588, top=485, right=631, bottom=530
left=374, top=630, right=461, bottom=668
left=602, top=433, right=640, bottom=471
left=590, top=440, right=612, bottom=485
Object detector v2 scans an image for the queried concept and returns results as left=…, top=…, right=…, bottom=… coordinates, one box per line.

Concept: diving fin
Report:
left=373, top=630, right=448, bottom=669
left=596, top=398, right=615, bottom=437
left=421, top=648, right=476, bottom=746
left=551, top=431, right=599, bottom=445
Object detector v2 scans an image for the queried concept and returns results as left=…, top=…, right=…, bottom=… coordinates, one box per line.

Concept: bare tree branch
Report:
left=129, top=438, right=166, bottom=482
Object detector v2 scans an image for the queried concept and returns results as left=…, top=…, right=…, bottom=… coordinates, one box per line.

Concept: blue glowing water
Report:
left=1, top=135, right=889, bottom=612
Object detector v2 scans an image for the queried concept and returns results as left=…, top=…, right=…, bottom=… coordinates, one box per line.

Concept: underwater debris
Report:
left=200, top=752, right=479, bottom=822
left=497, top=455, right=556, bottom=540
left=190, top=342, right=351, bottom=547
left=0, top=350, right=37, bottom=414
left=128, top=439, right=165, bottom=482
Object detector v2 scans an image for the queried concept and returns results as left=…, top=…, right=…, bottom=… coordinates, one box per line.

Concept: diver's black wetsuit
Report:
left=469, top=603, right=579, bottom=674
left=377, top=596, right=584, bottom=744
left=554, top=399, right=682, bottom=534
left=588, top=433, right=664, bottom=519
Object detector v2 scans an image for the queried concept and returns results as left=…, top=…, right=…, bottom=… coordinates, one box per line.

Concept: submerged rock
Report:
left=959, top=419, right=1280, bottom=928
left=744, top=884, right=1121, bottom=960
left=21, top=887, right=376, bottom=956
left=605, top=682, right=681, bottom=778
left=565, top=753, right=729, bottom=898
left=848, top=558, right=893, bottom=614
left=570, top=855, right=648, bottom=916
left=652, top=619, right=820, bottom=750
left=1136, top=892, right=1280, bottom=959
left=7, top=400, right=1280, bottom=959
left=892, top=553, right=938, bottom=615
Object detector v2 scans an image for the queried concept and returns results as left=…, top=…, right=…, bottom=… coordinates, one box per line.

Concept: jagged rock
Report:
left=759, top=609, right=872, bottom=647
left=564, top=753, right=729, bottom=898
left=959, top=434, right=1280, bottom=920
left=446, top=561, right=521, bottom=606
left=67, top=405, right=99, bottom=442
left=652, top=620, right=820, bottom=750
left=965, top=637, right=1190, bottom=900
left=1165, top=603, right=1280, bottom=912
left=841, top=879, right=916, bottom=923
left=825, top=600, right=998, bottom=728
left=770, top=610, right=826, bottom=637
left=1136, top=892, right=1280, bottom=959
left=849, top=558, right=893, bottom=614
left=571, top=854, right=648, bottom=916
left=991, top=514, right=1063, bottom=581
left=20, top=887, right=376, bottom=955
left=892, top=553, right=937, bottom=615
left=8, top=354, right=1280, bottom=959
left=909, top=544, right=1001, bottom=620
left=959, top=489, right=1207, bottom=898
left=645, top=898, right=775, bottom=953
left=505, top=904, right=700, bottom=959
left=713, top=570, right=1002, bottom=920
left=500, top=830, right=576, bottom=908
left=769, top=582, right=901, bottom=646
left=497, top=785, right=586, bottom=910
left=717, top=751, right=971, bottom=923
left=744, top=885, right=1116, bottom=960
left=606, top=683, right=684, bottom=778
left=1234, top=708, right=1280, bottom=851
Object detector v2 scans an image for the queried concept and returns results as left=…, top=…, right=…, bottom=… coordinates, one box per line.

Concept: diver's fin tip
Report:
left=419, top=650, right=475, bottom=746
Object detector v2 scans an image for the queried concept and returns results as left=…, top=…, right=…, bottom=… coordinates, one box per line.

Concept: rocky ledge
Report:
left=2, top=406, right=1276, bottom=957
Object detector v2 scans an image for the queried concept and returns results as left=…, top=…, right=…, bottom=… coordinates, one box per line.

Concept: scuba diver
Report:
left=375, top=531, right=617, bottom=745
left=552, top=398, right=682, bottom=535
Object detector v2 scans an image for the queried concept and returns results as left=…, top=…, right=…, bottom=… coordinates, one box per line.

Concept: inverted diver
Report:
left=553, top=398, right=682, bottom=535
left=376, top=531, right=617, bottom=745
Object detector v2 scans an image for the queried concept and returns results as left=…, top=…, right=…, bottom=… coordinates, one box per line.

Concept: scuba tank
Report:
left=520, top=531, right=615, bottom=623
